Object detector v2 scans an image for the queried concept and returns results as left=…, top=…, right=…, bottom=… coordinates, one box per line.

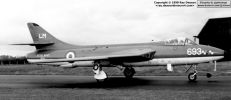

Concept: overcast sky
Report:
left=0, top=0, right=231, bottom=56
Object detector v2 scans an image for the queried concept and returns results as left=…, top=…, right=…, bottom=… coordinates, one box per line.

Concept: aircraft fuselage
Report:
left=27, top=42, right=224, bottom=67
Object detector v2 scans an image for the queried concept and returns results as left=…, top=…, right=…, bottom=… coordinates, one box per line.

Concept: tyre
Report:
left=93, top=65, right=99, bottom=70
left=188, top=72, right=197, bottom=82
left=123, top=67, right=135, bottom=79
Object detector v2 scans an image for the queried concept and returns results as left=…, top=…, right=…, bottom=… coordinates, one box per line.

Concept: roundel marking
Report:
left=66, top=51, right=75, bottom=59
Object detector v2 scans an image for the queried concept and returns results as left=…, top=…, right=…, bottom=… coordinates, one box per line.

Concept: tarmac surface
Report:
left=0, top=75, right=231, bottom=100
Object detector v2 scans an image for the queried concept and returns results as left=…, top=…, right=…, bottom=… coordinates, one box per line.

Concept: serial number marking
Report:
left=187, top=48, right=207, bottom=55
left=36, top=54, right=50, bottom=59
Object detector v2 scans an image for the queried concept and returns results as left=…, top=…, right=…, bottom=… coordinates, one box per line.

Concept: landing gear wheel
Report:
left=93, top=63, right=108, bottom=82
left=188, top=72, right=197, bottom=82
left=123, top=67, right=135, bottom=79
left=93, top=64, right=100, bottom=70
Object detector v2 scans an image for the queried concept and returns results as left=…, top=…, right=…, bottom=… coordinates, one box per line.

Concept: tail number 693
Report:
left=187, top=48, right=202, bottom=55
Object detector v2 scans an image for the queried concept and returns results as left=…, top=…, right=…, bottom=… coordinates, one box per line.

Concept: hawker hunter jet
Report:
left=14, top=20, right=224, bottom=82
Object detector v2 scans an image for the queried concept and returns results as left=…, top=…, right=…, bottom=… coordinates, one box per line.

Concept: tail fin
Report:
left=26, top=23, right=75, bottom=50
left=27, top=23, right=61, bottom=44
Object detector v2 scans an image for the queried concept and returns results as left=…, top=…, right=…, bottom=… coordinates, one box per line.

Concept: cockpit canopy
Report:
left=164, top=37, right=197, bottom=45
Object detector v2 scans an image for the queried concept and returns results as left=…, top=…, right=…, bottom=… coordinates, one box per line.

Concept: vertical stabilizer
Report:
left=27, top=23, right=75, bottom=50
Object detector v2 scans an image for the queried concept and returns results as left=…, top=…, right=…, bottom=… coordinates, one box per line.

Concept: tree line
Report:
left=0, top=55, right=28, bottom=65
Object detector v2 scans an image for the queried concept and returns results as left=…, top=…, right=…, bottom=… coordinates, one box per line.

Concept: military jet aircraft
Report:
left=14, top=21, right=224, bottom=82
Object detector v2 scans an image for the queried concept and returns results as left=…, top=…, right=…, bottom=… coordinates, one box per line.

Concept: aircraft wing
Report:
left=28, top=49, right=156, bottom=63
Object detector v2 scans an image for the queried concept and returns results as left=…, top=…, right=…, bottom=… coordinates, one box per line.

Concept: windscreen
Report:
left=164, top=37, right=197, bottom=45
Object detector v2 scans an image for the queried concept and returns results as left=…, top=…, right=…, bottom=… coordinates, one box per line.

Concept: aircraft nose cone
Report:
left=211, top=47, right=224, bottom=56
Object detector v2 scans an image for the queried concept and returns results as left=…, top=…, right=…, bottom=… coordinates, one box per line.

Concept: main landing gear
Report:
left=123, top=67, right=136, bottom=79
left=186, top=65, right=198, bottom=82
left=116, top=65, right=136, bottom=79
left=92, top=64, right=136, bottom=82
left=93, top=64, right=108, bottom=82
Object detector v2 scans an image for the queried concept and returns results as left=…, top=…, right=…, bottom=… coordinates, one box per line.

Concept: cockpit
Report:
left=164, top=37, right=198, bottom=45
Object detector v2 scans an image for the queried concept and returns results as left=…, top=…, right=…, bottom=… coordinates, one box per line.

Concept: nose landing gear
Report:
left=186, top=61, right=218, bottom=82
left=188, top=71, right=197, bottom=82
left=186, top=64, right=198, bottom=82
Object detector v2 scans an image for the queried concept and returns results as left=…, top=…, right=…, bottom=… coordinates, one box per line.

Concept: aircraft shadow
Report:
left=29, top=77, right=152, bottom=88
left=27, top=77, right=223, bottom=89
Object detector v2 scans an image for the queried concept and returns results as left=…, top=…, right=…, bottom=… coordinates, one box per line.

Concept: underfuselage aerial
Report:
left=14, top=20, right=225, bottom=82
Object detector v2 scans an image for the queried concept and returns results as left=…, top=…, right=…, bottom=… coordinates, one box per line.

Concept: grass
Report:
left=0, top=61, right=231, bottom=76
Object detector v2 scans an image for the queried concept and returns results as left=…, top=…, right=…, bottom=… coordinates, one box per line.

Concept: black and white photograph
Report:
left=0, top=0, right=231, bottom=100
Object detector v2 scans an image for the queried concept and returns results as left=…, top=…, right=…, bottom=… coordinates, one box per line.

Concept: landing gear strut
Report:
left=187, top=65, right=198, bottom=82
left=93, top=64, right=108, bottom=82
left=123, top=67, right=136, bottom=79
